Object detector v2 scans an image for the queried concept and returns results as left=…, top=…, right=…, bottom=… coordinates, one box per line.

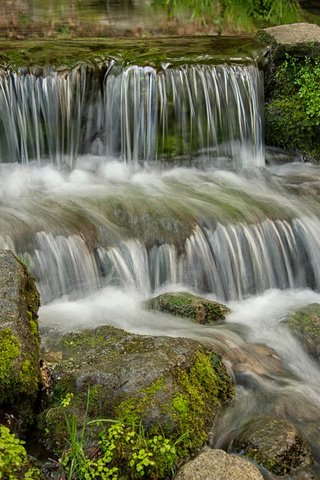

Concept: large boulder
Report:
left=233, top=417, right=313, bottom=476
left=41, top=325, right=234, bottom=457
left=284, top=304, right=320, bottom=361
left=257, top=23, right=320, bottom=58
left=0, top=250, right=41, bottom=427
left=146, top=292, right=230, bottom=324
left=174, top=449, right=263, bottom=480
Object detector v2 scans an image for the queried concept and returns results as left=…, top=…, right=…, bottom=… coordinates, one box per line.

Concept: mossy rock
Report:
left=40, top=325, right=234, bottom=458
left=233, top=417, right=313, bottom=476
left=284, top=304, right=320, bottom=361
left=0, top=250, right=41, bottom=427
left=146, top=292, right=230, bottom=324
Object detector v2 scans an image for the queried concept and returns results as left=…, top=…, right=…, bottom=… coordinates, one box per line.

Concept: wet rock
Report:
left=0, top=250, right=41, bottom=428
left=147, top=292, right=230, bottom=324
left=174, top=448, right=263, bottom=480
left=284, top=304, right=320, bottom=361
left=41, top=325, right=234, bottom=454
left=225, top=343, right=284, bottom=377
left=233, top=417, right=313, bottom=476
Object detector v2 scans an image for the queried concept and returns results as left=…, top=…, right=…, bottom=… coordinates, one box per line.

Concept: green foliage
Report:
left=0, top=425, right=41, bottom=480
left=59, top=395, right=179, bottom=480
left=266, top=54, right=320, bottom=160
left=153, top=0, right=301, bottom=30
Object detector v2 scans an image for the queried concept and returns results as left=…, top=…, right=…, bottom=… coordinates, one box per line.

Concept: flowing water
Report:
left=1, top=55, right=320, bottom=476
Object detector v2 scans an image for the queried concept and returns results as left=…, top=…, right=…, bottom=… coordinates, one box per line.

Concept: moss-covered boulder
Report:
left=41, top=325, right=234, bottom=459
left=233, top=417, right=312, bottom=476
left=175, top=449, right=264, bottom=480
left=146, top=292, right=230, bottom=324
left=0, top=250, right=41, bottom=427
left=284, top=304, right=320, bottom=361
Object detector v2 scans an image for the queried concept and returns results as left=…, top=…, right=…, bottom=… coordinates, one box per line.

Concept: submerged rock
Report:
left=233, top=417, right=313, bottom=476
left=146, top=292, right=230, bottom=324
left=41, top=325, right=234, bottom=455
left=0, top=250, right=41, bottom=428
left=174, top=448, right=263, bottom=480
left=284, top=304, right=320, bottom=361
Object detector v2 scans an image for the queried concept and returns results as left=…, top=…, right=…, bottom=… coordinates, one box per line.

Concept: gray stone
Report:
left=233, top=417, right=313, bottom=476
left=174, top=449, right=263, bottom=480
left=258, top=23, right=320, bottom=49
left=41, top=325, right=234, bottom=452
left=0, top=250, right=41, bottom=427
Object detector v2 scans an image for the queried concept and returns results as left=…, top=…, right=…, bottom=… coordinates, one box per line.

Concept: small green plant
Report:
left=0, top=425, right=40, bottom=480
left=59, top=392, right=180, bottom=479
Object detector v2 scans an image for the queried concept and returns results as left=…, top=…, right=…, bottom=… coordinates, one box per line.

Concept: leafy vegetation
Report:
left=0, top=0, right=303, bottom=38
left=265, top=54, right=320, bottom=161
left=0, top=425, right=41, bottom=480
left=58, top=392, right=180, bottom=480
left=153, top=0, right=301, bottom=31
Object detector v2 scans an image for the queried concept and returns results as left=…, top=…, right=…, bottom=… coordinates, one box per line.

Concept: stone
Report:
left=284, top=304, right=320, bottom=361
left=0, top=250, right=41, bottom=428
left=174, top=448, right=263, bottom=480
left=40, top=325, right=234, bottom=454
left=233, top=417, right=313, bottom=476
left=224, top=343, right=284, bottom=377
left=146, top=292, right=230, bottom=324
left=258, top=23, right=320, bottom=57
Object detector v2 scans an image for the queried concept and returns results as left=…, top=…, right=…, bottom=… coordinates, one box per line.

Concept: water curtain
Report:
left=0, top=63, right=263, bottom=167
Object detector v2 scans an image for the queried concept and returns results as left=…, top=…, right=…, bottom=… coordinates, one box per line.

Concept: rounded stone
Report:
left=174, top=449, right=263, bottom=480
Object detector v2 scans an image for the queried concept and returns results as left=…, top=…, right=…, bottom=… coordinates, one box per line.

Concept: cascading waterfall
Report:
left=0, top=62, right=264, bottom=167
left=3, top=215, right=317, bottom=304
left=1, top=48, right=320, bottom=475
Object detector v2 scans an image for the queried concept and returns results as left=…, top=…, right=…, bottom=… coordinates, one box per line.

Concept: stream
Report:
left=0, top=49, right=319, bottom=477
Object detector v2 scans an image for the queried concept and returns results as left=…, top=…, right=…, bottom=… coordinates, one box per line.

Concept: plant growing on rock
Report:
left=58, top=392, right=181, bottom=480
left=0, top=425, right=41, bottom=480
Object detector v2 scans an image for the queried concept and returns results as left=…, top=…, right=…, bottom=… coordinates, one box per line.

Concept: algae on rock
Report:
left=284, top=303, right=320, bottom=361
left=41, top=324, right=234, bottom=468
left=0, top=250, right=41, bottom=427
left=147, top=291, right=230, bottom=324
left=233, top=417, right=313, bottom=476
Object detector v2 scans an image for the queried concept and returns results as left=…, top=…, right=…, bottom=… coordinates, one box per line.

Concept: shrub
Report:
left=265, top=54, right=320, bottom=161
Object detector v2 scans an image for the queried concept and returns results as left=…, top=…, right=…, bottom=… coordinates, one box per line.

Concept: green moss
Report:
left=116, top=377, right=165, bottom=425
left=170, top=351, right=234, bottom=454
left=0, top=36, right=259, bottom=69
left=0, top=328, right=21, bottom=403
left=147, top=292, right=230, bottom=324
left=20, top=359, right=39, bottom=395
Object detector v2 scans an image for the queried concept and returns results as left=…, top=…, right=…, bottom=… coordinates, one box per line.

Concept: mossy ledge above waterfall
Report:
left=0, top=36, right=260, bottom=69
left=146, top=292, right=230, bottom=324
left=40, top=325, right=234, bottom=476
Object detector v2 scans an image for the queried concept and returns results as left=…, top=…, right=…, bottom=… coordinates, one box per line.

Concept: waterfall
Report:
left=1, top=215, right=319, bottom=304
left=0, top=63, right=264, bottom=167
left=97, top=218, right=320, bottom=301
